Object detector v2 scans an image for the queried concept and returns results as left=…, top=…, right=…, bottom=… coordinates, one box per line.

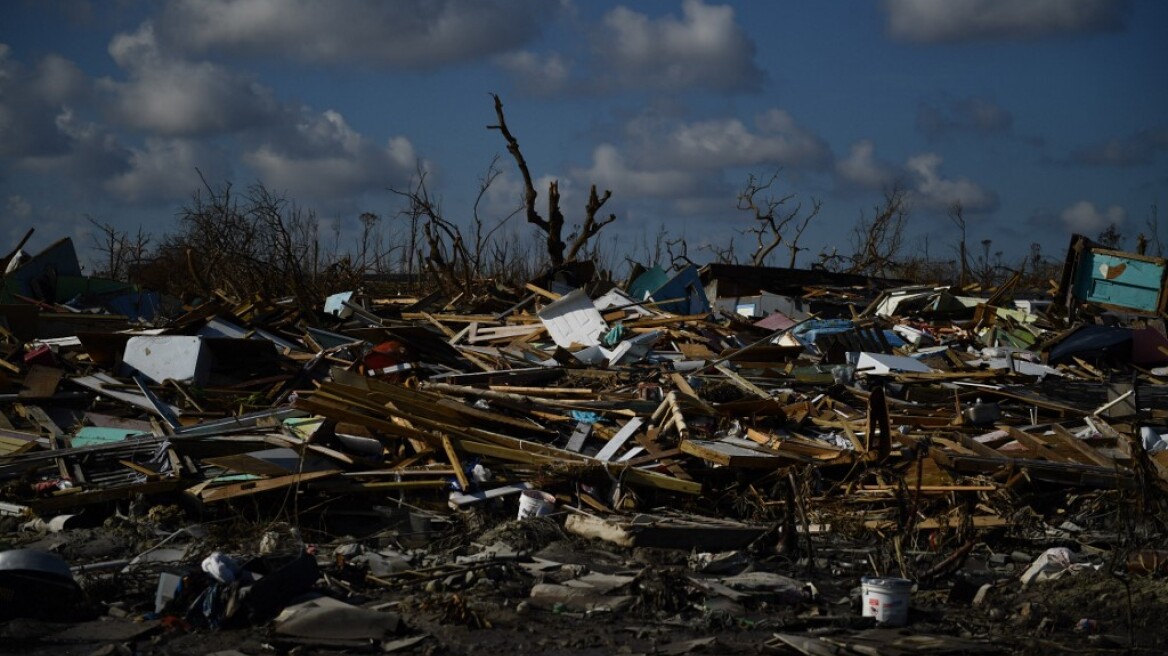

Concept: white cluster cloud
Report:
left=905, top=153, right=998, bottom=212
left=595, top=0, right=763, bottom=92
left=884, top=0, right=1128, bottom=43
left=652, top=110, right=830, bottom=170
left=835, top=140, right=898, bottom=190
left=576, top=144, right=698, bottom=199
left=834, top=141, right=997, bottom=213
left=1060, top=200, right=1125, bottom=234
left=105, top=138, right=224, bottom=203
left=159, top=0, right=551, bottom=68
left=243, top=110, right=418, bottom=197
left=99, top=22, right=279, bottom=136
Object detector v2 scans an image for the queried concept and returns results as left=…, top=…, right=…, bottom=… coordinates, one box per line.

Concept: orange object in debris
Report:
left=363, top=340, right=413, bottom=381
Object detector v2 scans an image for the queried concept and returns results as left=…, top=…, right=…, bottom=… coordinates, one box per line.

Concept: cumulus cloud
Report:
left=1060, top=200, right=1125, bottom=234
left=575, top=144, right=698, bottom=199
left=835, top=140, right=898, bottom=189
left=905, top=153, right=998, bottom=212
left=884, top=0, right=1129, bottom=43
left=596, top=0, right=763, bottom=92
left=242, top=109, right=417, bottom=197
left=158, top=0, right=552, bottom=68
left=917, top=96, right=1013, bottom=140
left=98, top=22, right=279, bottom=136
left=105, top=137, right=225, bottom=203
left=1069, top=127, right=1168, bottom=167
left=631, top=109, right=830, bottom=172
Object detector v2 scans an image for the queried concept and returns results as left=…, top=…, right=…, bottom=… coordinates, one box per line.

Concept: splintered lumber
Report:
left=745, top=428, right=851, bottom=463
left=299, top=378, right=700, bottom=495
left=929, top=450, right=1134, bottom=489
left=1048, top=424, right=1116, bottom=467
left=679, top=439, right=785, bottom=469
left=713, top=364, right=772, bottom=399
left=19, top=365, right=62, bottom=398
left=635, top=428, right=695, bottom=482
left=997, top=425, right=1078, bottom=463
left=564, top=513, right=767, bottom=550
left=664, top=392, right=690, bottom=440
left=0, top=429, right=38, bottom=457
left=440, top=433, right=471, bottom=492
left=863, top=515, right=1009, bottom=531
left=197, top=469, right=341, bottom=502
left=29, top=480, right=189, bottom=514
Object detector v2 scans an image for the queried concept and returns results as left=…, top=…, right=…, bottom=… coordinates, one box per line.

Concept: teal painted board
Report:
left=71, top=426, right=144, bottom=447
left=1072, top=250, right=1167, bottom=314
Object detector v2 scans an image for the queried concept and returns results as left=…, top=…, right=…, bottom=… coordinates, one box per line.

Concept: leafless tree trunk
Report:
left=847, top=183, right=909, bottom=276
left=488, top=93, right=615, bottom=267
left=948, top=201, right=970, bottom=287
left=735, top=171, right=821, bottom=267
left=86, top=216, right=151, bottom=281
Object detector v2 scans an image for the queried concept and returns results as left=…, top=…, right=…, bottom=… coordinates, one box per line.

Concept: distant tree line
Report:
left=86, top=96, right=1162, bottom=310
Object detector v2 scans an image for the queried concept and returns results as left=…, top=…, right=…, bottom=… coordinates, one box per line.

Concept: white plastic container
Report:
left=861, top=576, right=912, bottom=626
left=517, top=490, right=556, bottom=519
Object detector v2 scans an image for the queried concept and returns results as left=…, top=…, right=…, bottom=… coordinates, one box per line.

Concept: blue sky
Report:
left=2, top=0, right=1166, bottom=271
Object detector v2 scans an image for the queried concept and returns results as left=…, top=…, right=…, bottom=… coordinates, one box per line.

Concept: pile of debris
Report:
left=1, top=233, right=1167, bottom=655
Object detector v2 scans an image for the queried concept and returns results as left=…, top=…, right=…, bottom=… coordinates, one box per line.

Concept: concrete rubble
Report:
left=1, top=232, right=1167, bottom=654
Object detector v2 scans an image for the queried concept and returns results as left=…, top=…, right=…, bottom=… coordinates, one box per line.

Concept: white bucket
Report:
left=517, top=490, right=556, bottom=519
left=861, top=576, right=913, bottom=626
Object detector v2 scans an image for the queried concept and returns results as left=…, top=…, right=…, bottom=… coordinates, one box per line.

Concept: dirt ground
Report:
left=3, top=508, right=1167, bottom=656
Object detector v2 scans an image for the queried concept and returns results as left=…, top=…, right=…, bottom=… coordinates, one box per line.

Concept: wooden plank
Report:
left=1049, top=424, right=1115, bottom=467
left=998, top=425, right=1077, bottom=463
left=18, top=404, right=70, bottom=479
left=118, top=459, right=162, bottom=479
left=198, top=470, right=340, bottom=502
left=19, top=365, right=62, bottom=398
left=635, top=428, right=695, bottom=481
left=713, top=364, right=771, bottom=400
left=440, top=433, right=471, bottom=493
left=524, top=283, right=561, bottom=301
left=864, top=515, right=1008, bottom=530
left=421, top=312, right=456, bottom=338
left=679, top=439, right=784, bottom=469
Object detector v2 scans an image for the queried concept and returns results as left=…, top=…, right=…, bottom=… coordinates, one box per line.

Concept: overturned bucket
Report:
left=861, top=576, right=913, bottom=626
left=517, top=490, right=556, bottom=519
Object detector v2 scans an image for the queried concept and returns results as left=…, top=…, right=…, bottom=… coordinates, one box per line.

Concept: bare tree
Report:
left=736, top=171, right=821, bottom=267
left=143, top=171, right=359, bottom=309
left=488, top=94, right=616, bottom=267
left=947, top=201, right=970, bottom=287
left=390, top=157, right=523, bottom=293
left=86, top=216, right=151, bottom=281
left=846, top=183, right=910, bottom=276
